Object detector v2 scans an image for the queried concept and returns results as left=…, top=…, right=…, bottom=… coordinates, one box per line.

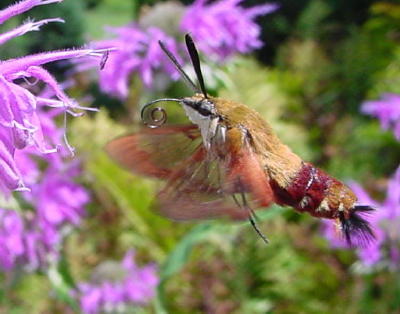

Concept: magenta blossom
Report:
left=76, top=251, right=158, bottom=314
left=362, top=93, right=400, bottom=140
left=0, top=108, right=90, bottom=271
left=181, top=0, right=278, bottom=60
left=323, top=167, right=400, bottom=269
left=88, top=0, right=277, bottom=100
left=87, top=25, right=180, bottom=99
left=0, top=0, right=108, bottom=192
left=0, top=165, right=89, bottom=271
left=0, top=107, right=89, bottom=271
left=0, top=209, right=25, bottom=270
left=0, top=134, right=90, bottom=271
left=34, top=167, right=89, bottom=227
left=0, top=0, right=101, bottom=273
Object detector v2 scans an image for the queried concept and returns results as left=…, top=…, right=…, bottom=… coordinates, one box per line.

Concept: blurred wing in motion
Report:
left=106, top=125, right=274, bottom=221
left=105, top=125, right=200, bottom=179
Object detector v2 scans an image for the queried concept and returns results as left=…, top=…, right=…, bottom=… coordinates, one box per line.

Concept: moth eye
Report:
left=201, top=103, right=211, bottom=111
left=195, top=101, right=213, bottom=116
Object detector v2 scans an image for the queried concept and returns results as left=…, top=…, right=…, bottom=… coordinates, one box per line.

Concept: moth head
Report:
left=182, top=95, right=216, bottom=117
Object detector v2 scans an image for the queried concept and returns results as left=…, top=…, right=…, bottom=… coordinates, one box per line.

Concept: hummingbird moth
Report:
left=106, top=34, right=375, bottom=246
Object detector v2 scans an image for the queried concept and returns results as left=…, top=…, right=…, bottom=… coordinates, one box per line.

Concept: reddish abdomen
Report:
left=270, top=162, right=339, bottom=219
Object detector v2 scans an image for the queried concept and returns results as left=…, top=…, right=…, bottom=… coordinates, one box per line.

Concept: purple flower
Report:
left=0, top=0, right=108, bottom=192
left=0, top=160, right=90, bottom=271
left=0, top=210, right=25, bottom=270
left=0, top=0, right=96, bottom=272
left=181, top=0, right=278, bottom=60
left=361, top=93, right=400, bottom=140
left=323, top=167, right=400, bottom=268
left=34, top=169, right=89, bottom=226
left=88, top=25, right=180, bottom=99
left=87, top=0, right=277, bottom=99
left=76, top=250, right=158, bottom=314
left=78, top=284, right=103, bottom=314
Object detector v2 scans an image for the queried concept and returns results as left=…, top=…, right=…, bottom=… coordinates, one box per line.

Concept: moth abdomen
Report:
left=271, top=163, right=332, bottom=216
left=270, top=162, right=374, bottom=245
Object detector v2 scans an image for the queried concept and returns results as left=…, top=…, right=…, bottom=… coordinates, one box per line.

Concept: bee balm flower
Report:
left=0, top=0, right=108, bottom=192
left=76, top=251, right=158, bottom=313
left=88, top=25, right=180, bottom=99
left=362, top=93, right=400, bottom=140
left=88, top=0, right=277, bottom=100
left=181, top=0, right=278, bottom=60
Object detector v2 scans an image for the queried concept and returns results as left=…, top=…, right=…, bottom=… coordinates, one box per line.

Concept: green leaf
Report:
left=156, top=206, right=284, bottom=312
left=160, top=223, right=214, bottom=280
left=88, top=152, right=173, bottom=260
left=159, top=207, right=284, bottom=282
left=48, top=261, right=78, bottom=311
left=154, top=223, right=214, bottom=313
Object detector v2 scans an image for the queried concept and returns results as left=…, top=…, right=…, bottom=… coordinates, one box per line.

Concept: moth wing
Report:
left=106, top=124, right=274, bottom=221
left=156, top=141, right=275, bottom=221
left=224, top=142, right=275, bottom=209
left=105, top=125, right=201, bottom=179
left=156, top=145, right=244, bottom=220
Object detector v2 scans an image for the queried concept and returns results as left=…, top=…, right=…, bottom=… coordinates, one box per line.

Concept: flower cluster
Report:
left=76, top=251, right=159, bottom=314
left=0, top=82, right=90, bottom=271
left=0, top=0, right=106, bottom=270
left=0, top=0, right=107, bottom=193
left=0, top=170, right=89, bottom=271
left=89, top=26, right=180, bottom=99
left=181, top=0, right=278, bottom=60
left=88, top=0, right=277, bottom=99
left=361, top=93, right=400, bottom=140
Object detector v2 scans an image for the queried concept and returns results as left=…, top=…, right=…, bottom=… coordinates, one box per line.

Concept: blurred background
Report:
left=0, top=0, right=399, bottom=313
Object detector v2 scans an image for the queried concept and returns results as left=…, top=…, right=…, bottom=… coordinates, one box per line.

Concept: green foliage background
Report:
left=1, top=0, right=400, bottom=313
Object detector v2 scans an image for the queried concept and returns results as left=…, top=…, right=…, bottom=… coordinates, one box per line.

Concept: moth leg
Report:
left=232, top=190, right=269, bottom=245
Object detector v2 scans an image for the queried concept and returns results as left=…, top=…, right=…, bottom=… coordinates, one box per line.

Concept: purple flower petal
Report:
left=122, top=250, right=136, bottom=272
left=79, top=284, right=102, bottom=314
left=0, top=49, right=110, bottom=77
left=0, top=18, right=64, bottom=45
left=0, top=0, right=62, bottom=25
left=75, top=252, right=158, bottom=311
left=361, top=93, right=400, bottom=140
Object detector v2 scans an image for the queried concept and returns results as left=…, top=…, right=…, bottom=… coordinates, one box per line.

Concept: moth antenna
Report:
left=184, top=34, right=208, bottom=98
left=339, top=205, right=375, bottom=247
left=158, top=40, right=200, bottom=93
left=140, top=98, right=182, bottom=128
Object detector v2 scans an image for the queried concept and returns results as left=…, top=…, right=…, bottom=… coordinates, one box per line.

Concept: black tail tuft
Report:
left=339, top=205, right=375, bottom=247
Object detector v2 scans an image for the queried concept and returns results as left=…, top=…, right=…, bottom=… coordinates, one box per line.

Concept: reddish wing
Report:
left=225, top=142, right=275, bottom=208
left=106, top=125, right=274, bottom=221
left=105, top=125, right=200, bottom=179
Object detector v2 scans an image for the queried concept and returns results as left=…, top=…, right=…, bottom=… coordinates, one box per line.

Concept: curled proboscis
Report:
left=144, top=107, right=167, bottom=128
left=140, top=98, right=181, bottom=128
